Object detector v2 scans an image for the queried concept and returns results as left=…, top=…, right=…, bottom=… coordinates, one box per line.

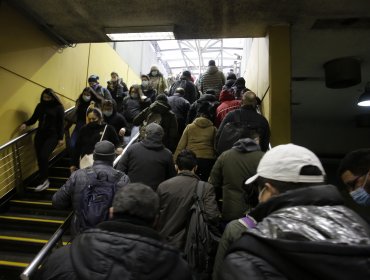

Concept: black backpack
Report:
left=78, top=169, right=117, bottom=231
left=184, top=181, right=219, bottom=278
left=216, top=109, right=259, bottom=155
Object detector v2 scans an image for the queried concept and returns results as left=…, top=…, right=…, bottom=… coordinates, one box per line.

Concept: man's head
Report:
left=111, top=183, right=159, bottom=224
left=93, top=140, right=116, bottom=164
left=144, top=123, right=164, bottom=142
left=88, top=75, right=99, bottom=87
left=181, top=70, right=192, bottom=80
left=156, top=93, right=168, bottom=103
left=110, top=72, right=119, bottom=82
left=338, top=149, right=370, bottom=206
left=241, top=91, right=258, bottom=108
left=175, top=149, right=197, bottom=173
left=245, top=144, right=326, bottom=203
left=208, top=60, right=216, bottom=66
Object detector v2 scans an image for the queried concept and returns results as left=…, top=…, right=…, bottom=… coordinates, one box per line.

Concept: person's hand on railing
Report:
left=119, top=128, right=126, bottom=137
left=70, top=165, right=77, bottom=174
left=58, top=140, right=64, bottom=146
left=19, top=124, right=27, bottom=132
left=116, top=147, right=123, bottom=155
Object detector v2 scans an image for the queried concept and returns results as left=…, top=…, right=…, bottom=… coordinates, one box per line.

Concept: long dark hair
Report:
left=40, top=88, right=64, bottom=108
left=76, top=87, right=104, bottom=108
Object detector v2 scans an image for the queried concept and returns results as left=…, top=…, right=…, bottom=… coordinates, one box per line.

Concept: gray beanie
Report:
left=93, top=140, right=115, bottom=162
left=145, top=123, right=164, bottom=140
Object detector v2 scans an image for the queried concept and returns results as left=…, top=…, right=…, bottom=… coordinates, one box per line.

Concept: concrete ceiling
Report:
left=7, top=0, right=370, bottom=155
left=8, top=0, right=370, bottom=43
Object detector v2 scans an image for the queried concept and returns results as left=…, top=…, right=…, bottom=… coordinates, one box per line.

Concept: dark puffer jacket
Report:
left=37, top=219, right=192, bottom=280
left=116, top=131, right=176, bottom=190
left=52, top=162, right=130, bottom=235
left=220, top=185, right=370, bottom=280
left=133, top=100, right=178, bottom=152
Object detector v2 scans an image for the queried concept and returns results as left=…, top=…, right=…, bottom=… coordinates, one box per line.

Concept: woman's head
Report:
left=86, top=107, right=103, bottom=124
left=79, top=87, right=103, bottom=105
left=129, top=84, right=142, bottom=99
left=102, top=100, right=115, bottom=117
left=40, top=88, right=63, bottom=107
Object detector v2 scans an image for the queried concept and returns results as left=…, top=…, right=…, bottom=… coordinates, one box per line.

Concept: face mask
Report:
left=151, top=71, right=158, bottom=76
left=82, top=95, right=91, bottom=102
left=103, top=110, right=113, bottom=117
left=111, top=77, right=118, bottom=82
left=131, top=93, right=139, bottom=99
left=142, top=81, right=149, bottom=87
left=350, top=172, right=370, bottom=206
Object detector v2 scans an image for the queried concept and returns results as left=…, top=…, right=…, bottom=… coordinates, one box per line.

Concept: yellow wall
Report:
left=244, top=26, right=291, bottom=147
left=0, top=2, right=139, bottom=198
left=0, top=2, right=139, bottom=146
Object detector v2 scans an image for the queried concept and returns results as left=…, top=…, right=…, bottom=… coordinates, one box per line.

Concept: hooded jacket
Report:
left=215, top=90, right=241, bottom=127
left=38, top=218, right=192, bottom=280
left=174, top=116, right=217, bottom=160
left=220, top=185, right=370, bottom=280
left=209, top=139, right=264, bottom=221
left=116, top=128, right=176, bottom=190
left=200, top=65, right=225, bottom=94
left=148, top=66, right=167, bottom=95
left=133, top=100, right=178, bottom=152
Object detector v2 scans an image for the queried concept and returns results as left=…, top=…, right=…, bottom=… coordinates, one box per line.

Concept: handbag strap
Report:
left=100, top=125, right=107, bottom=141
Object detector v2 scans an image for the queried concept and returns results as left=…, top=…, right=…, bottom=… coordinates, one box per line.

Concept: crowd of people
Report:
left=19, top=61, right=370, bottom=279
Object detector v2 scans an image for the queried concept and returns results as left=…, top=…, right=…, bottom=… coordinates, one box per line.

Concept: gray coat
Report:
left=156, top=171, right=220, bottom=250
left=52, top=161, right=130, bottom=235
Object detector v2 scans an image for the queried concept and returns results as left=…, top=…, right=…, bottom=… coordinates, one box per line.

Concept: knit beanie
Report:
left=93, top=140, right=115, bottom=163
left=88, top=75, right=99, bottom=83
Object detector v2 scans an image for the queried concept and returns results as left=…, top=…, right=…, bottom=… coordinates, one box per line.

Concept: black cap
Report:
left=93, top=140, right=115, bottom=163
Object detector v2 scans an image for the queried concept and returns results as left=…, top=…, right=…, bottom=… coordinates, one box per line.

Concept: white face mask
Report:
left=82, top=95, right=91, bottom=102
left=142, top=81, right=149, bottom=87
left=151, top=71, right=158, bottom=76
left=103, top=110, right=113, bottom=117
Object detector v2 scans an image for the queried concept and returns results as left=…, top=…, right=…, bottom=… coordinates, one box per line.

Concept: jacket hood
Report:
left=198, top=93, right=218, bottom=103
left=70, top=220, right=189, bottom=280
left=249, top=185, right=370, bottom=245
left=219, top=89, right=235, bottom=102
left=206, top=65, right=219, bottom=74
left=232, top=138, right=261, bottom=153
left=193, top=116, right=214, bottom=128
left=149, top=100, right=171, bottom=114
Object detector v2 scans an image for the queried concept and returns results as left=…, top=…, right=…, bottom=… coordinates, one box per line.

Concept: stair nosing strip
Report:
left=0, top=215, right=64, bottom=224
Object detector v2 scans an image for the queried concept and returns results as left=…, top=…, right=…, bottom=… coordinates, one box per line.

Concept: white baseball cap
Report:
left=245, top=144, right=326, bottom=185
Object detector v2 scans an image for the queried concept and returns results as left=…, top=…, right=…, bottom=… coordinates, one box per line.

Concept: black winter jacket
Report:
left=216, top=107, right=270, bottom=152
left=122, top=96, right=150, bottom=123
left=116, top=135, right=176, bottom=190
left=220, top=185, right=370, bottom=280
left=24, top=101, right=64, bottom=140
left=37, top=218, right=192, bottom=280
left=133, top=100, right=178, bottom=152
left=72, top=122, right=120, bottom=166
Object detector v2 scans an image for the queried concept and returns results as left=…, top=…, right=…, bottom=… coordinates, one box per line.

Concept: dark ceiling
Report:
left=7, top=0, right=370, bottom=43
left=7, top=0, right=370, bottom=156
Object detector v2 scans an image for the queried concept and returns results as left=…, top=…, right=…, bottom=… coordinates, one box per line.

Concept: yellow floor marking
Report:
left=0, top=215, right=63, bottom=224
left=0, top=236, right=68, bottom=246
left=10, top=200, right=52, bottom=206
left=0, top=260, right=28, bottom=267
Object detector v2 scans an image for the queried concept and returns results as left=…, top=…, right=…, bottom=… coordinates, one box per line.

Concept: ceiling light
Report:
left=358, top=82, right=370, bottom=107
left=105, top=26, right=175, bottom=41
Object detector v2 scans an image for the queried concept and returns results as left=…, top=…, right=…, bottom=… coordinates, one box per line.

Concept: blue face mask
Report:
left=350, top=172, right=370, bottom=206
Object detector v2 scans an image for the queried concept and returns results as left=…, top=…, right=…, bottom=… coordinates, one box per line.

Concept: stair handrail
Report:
left=0, top=107, right=75, bottom=152
left=20, top=130, right=140, bottom=280
left=20, top=212, right=73, bottom=280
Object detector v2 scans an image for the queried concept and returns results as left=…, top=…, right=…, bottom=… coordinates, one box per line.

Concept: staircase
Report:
left=0, top=154, right=71, bottom=280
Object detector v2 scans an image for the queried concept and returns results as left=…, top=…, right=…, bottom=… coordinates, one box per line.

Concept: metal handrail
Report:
left=113, top=131, right=140, bottom=167
left=0, top=107, right=75, bottom=152
left=20, top=212, right=74, bottom=280
left=20, top=130, right=140, bottom=280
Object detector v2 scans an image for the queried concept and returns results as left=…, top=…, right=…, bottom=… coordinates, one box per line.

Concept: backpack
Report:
left=184, top=181, right=219, bottom=278
left=216, top=109, right=259, bottom=155
left=78, top=169, right=117, bottom=231
left=139, top=111, right=162, bottom=139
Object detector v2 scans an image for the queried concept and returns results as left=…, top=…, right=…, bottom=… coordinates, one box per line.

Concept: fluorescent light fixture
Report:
left=358, top=82, right=370, bottom=107
left=105, top=26, right=175, bottom=41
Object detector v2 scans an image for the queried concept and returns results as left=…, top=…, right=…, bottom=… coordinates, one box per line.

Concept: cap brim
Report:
left=245, top=174, right=259, bottom=185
